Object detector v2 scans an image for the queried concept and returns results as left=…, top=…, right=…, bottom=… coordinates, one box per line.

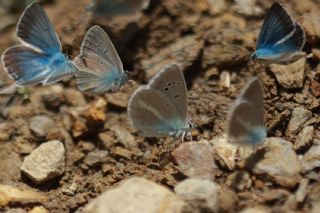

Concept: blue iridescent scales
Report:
left=251, top=2, right=306, bottom=64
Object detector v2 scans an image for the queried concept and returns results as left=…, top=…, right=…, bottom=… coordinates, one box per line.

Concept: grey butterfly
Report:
left=73, top=25, right=128, bottom=94
left=227, top=77, right=266, bottom=146
left=128, top=64, right=193, bottom=140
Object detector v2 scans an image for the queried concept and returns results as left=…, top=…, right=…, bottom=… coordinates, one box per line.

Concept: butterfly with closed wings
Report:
left=1, top=2, right=78, bottom=86
left=128, top=64, right=193, bottom=141
left=74, top=25, right=128, bottom=94
left=227, top=77, right=266, bottom=146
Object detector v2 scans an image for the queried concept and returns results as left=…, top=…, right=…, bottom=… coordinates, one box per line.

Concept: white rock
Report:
left=213, top=135, right=237, bottom=170
left=21, top=140, right=65, bottom=184
left=83, top=177, right=187, bottom=213
left=269, top=58, right=306, bottom=89
left=252, top=138, right=302, bottom=188
left=233, top=0, right=264, bottom=18
left=240, top=206, right=271, bottom=213
left=207, top=0, right=227, bottom=15
left=287, top=107, right=312, bottom=134
left=174, top=179, right=219, bottom=213
left=295, top=126, right=314, bottom=151
left=301, top=145, right=320, bottom=172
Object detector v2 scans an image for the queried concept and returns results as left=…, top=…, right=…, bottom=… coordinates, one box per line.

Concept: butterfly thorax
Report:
left=170, top=121, right=193, bottom=141
left=47, top=52, right=69, bottom=68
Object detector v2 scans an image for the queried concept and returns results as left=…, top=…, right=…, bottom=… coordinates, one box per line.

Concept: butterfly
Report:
left=1, top=2, right=78, bottom=87
left=251, top=2, right=306, bottom=65
left=73, top=25, right=128, bottom=94
left=128, top=64, right=193, bottom=141
left=227, top=77, right=266, bottom=146
left=87, top=0, right=149, bottom=16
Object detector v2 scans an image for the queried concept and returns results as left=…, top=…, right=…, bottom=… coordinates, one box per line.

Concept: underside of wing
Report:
left=128, top=87, right=185, bottom=137
left=148, top=64, right=188, bottom=124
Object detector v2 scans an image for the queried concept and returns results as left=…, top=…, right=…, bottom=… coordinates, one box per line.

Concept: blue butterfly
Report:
left=1, top=3, right=78, bottom=86
left=128, top=64, right=193, bottom=141
left=227, top=77, right=266, bottom=146
left=251, top=2, right=306, bottom=64
left=87, top=0, right=149, bottom=16
left=73, top=25, right=128, bottom=94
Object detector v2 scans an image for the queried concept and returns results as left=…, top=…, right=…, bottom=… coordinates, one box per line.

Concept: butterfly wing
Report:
left=256, top=2, right=295, bottom=49
left=128, top=86, right=186, bottom=137
left=227, top=78, right=266, bottom=146
left=74, top=25, right=125, bottom=94
left=2, top=45, right=77, bottom=86
left=148, top=64, right=188, bottom=124
left=17, top=2, right=61, bottom=54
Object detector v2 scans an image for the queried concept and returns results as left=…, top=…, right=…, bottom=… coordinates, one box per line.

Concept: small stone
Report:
left=226, top=171, right=252, bottom=191
left=174, top=178, right=219, bottom=213
left=29, top=115, right=54, bottom=138
left=213, top=135, right=237, bottom=170
left=141, top=35, right=203, bottom=80
left=217, top=187, right=237, bottom=213
left=269, top=58, right=306, bottom=89
left=301, top=145, right=320, bottom=172
left=233, top=0, right=264, bottom=18
left=295, top=179, right=309, bottom=203
left=240, top=206, right=272, bottom=213
left=252, top=138, right=302, bottom=188
left=295, top=126, right=314, bottom=151
left=172, top=140, right=218, bottom=180
left=207, top=0, right=227, bottom=15
left=20, top=140, right=65, bottom=184
left=82, top=177, right=187, bottom=213
left=0, top=184, right=46, bottom=206
left=287, top=107, right=312, bottom=134
left=302, top=11, right=320, bottom=44
left=29, top=206, right=48, bottom=213
left=6, top=209, right=26, bottom=213
left=102, top=164, right=113, bottom=174
left=64, top=89, right=86, bottom=107
left=114, top=147, right=133, bottom=160
left=84, top=150, right=109, bottom=167
left=112, top=126, right=136, bottom=148
left=202, top=43, right=249, bottom=69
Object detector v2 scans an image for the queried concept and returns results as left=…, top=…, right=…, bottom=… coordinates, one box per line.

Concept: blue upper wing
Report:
left=17, top=2, right=61, bottom=54
left=256, top=2, right=296, bottom=49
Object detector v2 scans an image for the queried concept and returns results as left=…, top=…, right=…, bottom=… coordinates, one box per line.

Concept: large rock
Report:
left=174, top=179, right=219, bottom=213
left=269, top=58, right=306, bottom=89
left=213, top=135, right=237, bottom=170
left=83, top=177, right=187, bottom=213
left=301, top=145, right=320, bottom=172
left=252, top=138, right=302, bottom=188
left=172, top=140, right=218, bottom=180
left=20, top=140, right=65, bottom=184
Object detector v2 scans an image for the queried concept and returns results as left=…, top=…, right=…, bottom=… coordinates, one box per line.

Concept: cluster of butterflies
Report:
left=1, top=2, right=307, bottom=146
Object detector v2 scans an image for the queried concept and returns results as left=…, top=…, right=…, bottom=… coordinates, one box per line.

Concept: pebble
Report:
left=112, top=126, right=136, bottom=148
left=295, top=126, right=314, bottom=151
left=64, top=89, right=86, bottom=107
left=295, top=179, right=309, bottom=203
left=212, top=135, right=237, bottom=170
left=113, top=147, right=133, bottom=160
left=82, top=177, right=188, bottom=213
left=252, top=138, right=302, bottom=188
left=207, top=0, right=227, bottom=15
left=29, top=115, right=55, bottom=138
left=84, top=150, right=109, bottom=167
left=233, top=0, right=264, bottom=18
left=174, top=178, right=219, bottom=213
left=226, top=171, right=252, bottom=191
left=20, top=140, right=66, bottom=184
left=301, top=145, right=320, bottom=172
left=172, top=140, right=218, bottom=180
left=269, top=58, right=306, bottom=89
left=302, top=11, right=320, bottom=44
left=29, top=206, right=48, bottom=213
left=202, top=43, right=249, bottom=69
left=240, top=206, right=272, bottom=213
left=141, top=35, right=203, bottom=80
left=287, top=107, right=312, bottom=135
left=0, top=184, right=46, bottom=206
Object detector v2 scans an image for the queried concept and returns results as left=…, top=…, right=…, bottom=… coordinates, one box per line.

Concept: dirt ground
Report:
left=0, top=0, right=320, bottom=212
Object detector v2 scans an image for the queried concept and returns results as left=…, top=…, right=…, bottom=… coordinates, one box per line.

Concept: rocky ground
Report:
left=0, top=0, right=320, bottom=212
